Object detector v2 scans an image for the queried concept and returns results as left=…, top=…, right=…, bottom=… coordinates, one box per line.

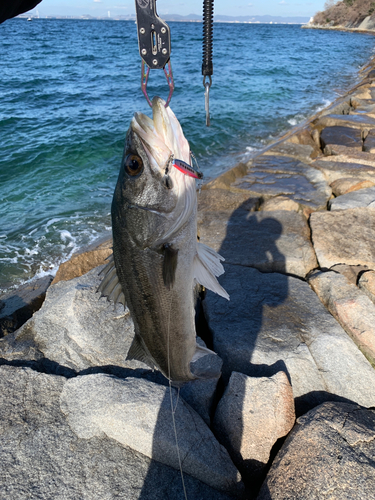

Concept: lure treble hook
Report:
left=135, top=0, right=174, bottom=107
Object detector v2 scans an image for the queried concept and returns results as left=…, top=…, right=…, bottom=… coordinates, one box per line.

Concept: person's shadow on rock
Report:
left=138, top=201, right=290, bottom=499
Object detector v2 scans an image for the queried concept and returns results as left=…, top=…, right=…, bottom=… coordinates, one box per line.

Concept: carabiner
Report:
left=135, top=0, right=174, bottom=107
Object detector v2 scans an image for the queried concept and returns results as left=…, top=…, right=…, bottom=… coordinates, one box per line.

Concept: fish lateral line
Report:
left=172, top=159, right=203, bottom=180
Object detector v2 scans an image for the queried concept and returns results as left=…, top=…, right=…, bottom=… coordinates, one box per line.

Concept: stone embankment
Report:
left=2, top=59, right=375, bottom=499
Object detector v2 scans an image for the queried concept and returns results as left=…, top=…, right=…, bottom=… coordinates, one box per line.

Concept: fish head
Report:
left=112, top=97, right=197, bottom=247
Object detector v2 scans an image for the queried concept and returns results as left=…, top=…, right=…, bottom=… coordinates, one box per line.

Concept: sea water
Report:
left=1, top=19, right=374, bottom=291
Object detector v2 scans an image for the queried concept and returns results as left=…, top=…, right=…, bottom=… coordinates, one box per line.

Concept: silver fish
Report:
left=99, top=97, right=229, bottom=383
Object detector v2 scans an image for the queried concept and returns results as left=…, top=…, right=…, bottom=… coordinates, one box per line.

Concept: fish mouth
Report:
left=131, top=97, right=198, bottom=243
left=131, top=96, right=191, bottom=174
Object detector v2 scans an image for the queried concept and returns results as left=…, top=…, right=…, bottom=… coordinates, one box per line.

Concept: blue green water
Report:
left=1, top=19, right=374, bottom=291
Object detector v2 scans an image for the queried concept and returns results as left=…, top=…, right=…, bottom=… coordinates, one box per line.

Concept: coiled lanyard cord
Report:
left=202, top=0, right=214, bottom=126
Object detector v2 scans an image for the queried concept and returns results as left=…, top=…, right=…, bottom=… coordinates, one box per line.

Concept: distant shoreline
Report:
left=15, top=16, right=310, bottom=25
left=302, top=24, right=375, bottom=35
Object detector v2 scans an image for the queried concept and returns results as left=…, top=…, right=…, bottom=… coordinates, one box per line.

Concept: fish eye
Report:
left=124, top=154, right=143, bottom=177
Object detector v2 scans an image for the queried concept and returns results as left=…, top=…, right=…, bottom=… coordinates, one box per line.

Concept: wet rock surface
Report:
left=258, top=402, right=375, bottom=500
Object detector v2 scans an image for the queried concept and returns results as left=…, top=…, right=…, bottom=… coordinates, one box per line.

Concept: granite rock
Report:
left=203, top=265, right=375, bottom=416
left=60, top=374, right=243, bottom=494
left=312, top=158, right=375, bottom=183
left=309, top=270, right=375, bottom=367
left=0, top=275, right=53, bottom=338
left=52, top=235, right=112, bottom=285
left=0, top=266, right=140, bottom=373
left=0, top=267, right=221, bottom=426
left=0, top=365, right=235, bottom=500
left=197, top=188, right=260, bottom=214
left=320, top=125, right=362, bottom=150
left=263, top=142, right=315, bottom=163
left=322, top=146, right=375, bottom=165
left=363, top=127, right=375, bottom=152
left=230, top=155, right=331, bottom=212
left=198, top=209, right=317, bottom=278
left=358, top=270, right=375, bottom=304
left=258, top=402, right=375, bottom=500
left=213, top=371, right=295, bottom=484
left=330, top=177, right=375, bottom=196
left=310, top=208, right=375, bottom=269
left=259, top=196, right=300, bottom=212
left=329, top=264, right=370, bottom=284
left=313, top=113, right=375, bottom=132
left=329, top=185, right=375, bottom=210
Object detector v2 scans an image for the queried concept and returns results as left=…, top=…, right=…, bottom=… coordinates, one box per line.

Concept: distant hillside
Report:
left=310, top=0, right=375, bottom=29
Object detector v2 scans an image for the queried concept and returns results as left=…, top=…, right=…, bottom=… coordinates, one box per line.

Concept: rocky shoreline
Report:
left=2, top=54, right=375, bottom=499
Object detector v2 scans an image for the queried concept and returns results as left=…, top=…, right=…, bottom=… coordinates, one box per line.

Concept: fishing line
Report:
left=166, top=296, right=188, bottom=500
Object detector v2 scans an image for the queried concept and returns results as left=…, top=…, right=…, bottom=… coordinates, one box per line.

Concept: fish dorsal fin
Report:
left=162, top=243, right=179, bottom=290
left=126, top=333, right=156, bottom=370
left=97, top=255, right=126, bottom=307
left=193, top=242, right=230, bottom=300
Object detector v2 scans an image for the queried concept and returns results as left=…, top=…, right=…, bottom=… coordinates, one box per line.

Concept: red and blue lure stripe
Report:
left=172, top=159, right=203, bottom=180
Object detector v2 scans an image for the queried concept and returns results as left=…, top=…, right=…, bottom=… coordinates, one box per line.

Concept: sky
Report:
left=27, top=0, right=325, bottom=20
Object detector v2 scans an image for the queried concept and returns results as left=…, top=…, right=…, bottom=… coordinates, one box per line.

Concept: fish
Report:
left=99, top=96, right=229, bottom=384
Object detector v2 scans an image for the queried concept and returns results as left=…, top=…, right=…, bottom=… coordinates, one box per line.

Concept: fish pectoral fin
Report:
left=193, top=242, right=230, bottom=300
left=162, top=243, right=179, bottom=290
left=126, top=333, right=155, bottom=370
left=190, top=342, right=222, bottom=380
left=97, top=254, right=126, bottom=307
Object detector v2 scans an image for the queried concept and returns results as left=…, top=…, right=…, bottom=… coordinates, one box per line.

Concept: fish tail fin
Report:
left=193, top=242, right=230, bottom=300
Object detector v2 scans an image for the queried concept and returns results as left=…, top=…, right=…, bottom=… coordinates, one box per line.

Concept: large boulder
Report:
left=213, top=371, right=295, bottom=484
left=203, top=264, right=375, bottom=416
left=320, top=125, right=362, bottom=151
left=313, top=113, right=375, bottom=131
left=312, top=158, right=375, bottom=184
left=329, top=185, right=375, bottom=210
left=52, top=235, right=112, bottom=285
left=229, top=155, right=331, bottom=213
left=330, top=177, right=375, bottom=196
left=0, top=266, right=222, bottom=426
left=199, top=209, right=318, bottom=278
left=258, top=402, right=375, bottom=500
left=358, top=270, right=375, bottom=304
left=0, top=275, right=53, bottom=338
left=0, top=365, right=236, bottom=500
left=310, top=208, right=375, bottom=268
left=61, top=374, right=243, bottom=495
left=309, top=270, right=375, bottom=367
left=0, top=266, right=140, bottom=374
